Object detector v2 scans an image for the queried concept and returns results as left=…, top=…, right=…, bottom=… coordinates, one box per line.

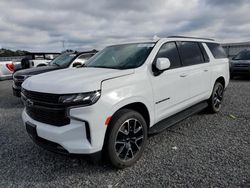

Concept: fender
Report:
left=109, top=96, right=155, bottom=127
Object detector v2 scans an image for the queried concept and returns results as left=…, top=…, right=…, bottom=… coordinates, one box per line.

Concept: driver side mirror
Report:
left=156, top=58, right=170, bottom=71
left=72, top=62, right=82, bottom=68
left=153, top=58, right=171, bottom=76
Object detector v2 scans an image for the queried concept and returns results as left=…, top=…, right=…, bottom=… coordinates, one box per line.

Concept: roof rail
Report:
left=168, top=36, right=214, bottom=41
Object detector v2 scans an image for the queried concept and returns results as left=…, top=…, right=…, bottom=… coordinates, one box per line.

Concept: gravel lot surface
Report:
left=0, top=79, right=249, bottom=188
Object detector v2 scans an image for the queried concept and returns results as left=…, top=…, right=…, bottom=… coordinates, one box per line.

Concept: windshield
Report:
left=85, top=43, right=155, bottom=69
left=49, top=53, right=77, bottom=67
left=233, top=50, right=250, bottom=60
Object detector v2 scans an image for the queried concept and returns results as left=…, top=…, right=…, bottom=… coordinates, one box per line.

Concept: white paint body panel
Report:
left=22, top=38, right=229, bottom=154
left=22, top=68, right=134, bottom=93
left=0, top=61, right=13, bottom=80
left=31, top=59, right=51, bottom=67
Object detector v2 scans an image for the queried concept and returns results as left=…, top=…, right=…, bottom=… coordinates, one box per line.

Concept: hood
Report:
left=22, top=67, right=134, bottom=94
left=14, top=65, right=61, bottom=79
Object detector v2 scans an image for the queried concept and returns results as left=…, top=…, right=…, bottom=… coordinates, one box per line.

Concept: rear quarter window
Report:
left=199, top=43, right=210, bottom=62
left=206, top=43, right=227, bottom=59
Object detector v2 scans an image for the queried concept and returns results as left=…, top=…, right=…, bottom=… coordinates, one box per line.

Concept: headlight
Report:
left=23, top=75, right=31, bottom=80
left=14, top=75, right=30, bottom=81
left=59, top=91, right=101, bottom=106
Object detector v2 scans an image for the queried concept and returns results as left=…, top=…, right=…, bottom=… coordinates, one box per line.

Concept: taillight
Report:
left=6, top=63, right=14, bottom=72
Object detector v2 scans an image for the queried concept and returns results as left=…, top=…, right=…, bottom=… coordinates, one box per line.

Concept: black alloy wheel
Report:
left=209, top=82, right=224, bottom=113
left=106, top=109, right=147, bottom=168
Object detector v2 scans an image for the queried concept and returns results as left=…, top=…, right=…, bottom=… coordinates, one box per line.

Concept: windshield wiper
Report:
left=85, top=66, right=122, bottom=70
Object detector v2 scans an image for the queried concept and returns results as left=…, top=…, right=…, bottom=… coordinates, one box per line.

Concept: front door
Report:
left=150, top=42, right=190, bottom=123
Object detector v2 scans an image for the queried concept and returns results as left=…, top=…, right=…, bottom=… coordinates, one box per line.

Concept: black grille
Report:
left=22, top=89, right=60, bottom=103
left=15, top=75, right=25, bottom=80
left=234, top=63, right=250, bottom=67
left=22, top=89, right=70, bottom=126
left=234, top=69, right=249, bottom=73
left=26, top=105, right=69, bottom=126
left=14, top=80, right=23, bottom=87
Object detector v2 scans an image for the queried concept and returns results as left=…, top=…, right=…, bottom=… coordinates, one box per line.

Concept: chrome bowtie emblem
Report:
left=26, top=99, right=34, bottom=107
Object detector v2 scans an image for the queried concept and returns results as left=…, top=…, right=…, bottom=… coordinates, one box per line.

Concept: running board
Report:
left=149, top=101, right=208, bottom=135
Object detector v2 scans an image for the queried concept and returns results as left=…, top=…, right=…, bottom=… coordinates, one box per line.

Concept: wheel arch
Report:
left=102, top=100, right=152, bottom=154
left=215, top=76, right=225, bottom=88
left=36, top=64, right=47, bottom=67
left=209, top=76, right=226, bottom=98
left=116, top=102, right=150, bottom=129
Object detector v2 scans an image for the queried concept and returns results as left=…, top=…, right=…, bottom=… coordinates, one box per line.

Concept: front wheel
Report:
left=105, top=109, right=148, bottom=168
left=208, top=82, right=224, bottom=113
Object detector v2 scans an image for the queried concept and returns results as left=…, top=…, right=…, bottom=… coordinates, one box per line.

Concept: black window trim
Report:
left=152, top=40, right=211, bottom=76
left=77, top=53, right=95, bottom=59
left=176, top=41, right=209, bottom=67
left=198, top=42, right=210, bottom=63
left=152, top=41, right=183, bottom=70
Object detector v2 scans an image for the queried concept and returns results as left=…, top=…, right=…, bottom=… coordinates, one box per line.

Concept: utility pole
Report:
left=61, top=40, right=65, bottom=51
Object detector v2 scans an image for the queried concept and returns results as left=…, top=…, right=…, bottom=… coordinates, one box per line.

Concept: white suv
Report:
left=21, top=36, right=229, bottom=168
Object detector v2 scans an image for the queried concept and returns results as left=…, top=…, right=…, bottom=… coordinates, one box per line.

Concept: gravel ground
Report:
left=0, top=79, right=249, bottom=188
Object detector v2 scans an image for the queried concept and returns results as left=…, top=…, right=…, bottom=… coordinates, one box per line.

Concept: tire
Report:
left=105, top=109, right=148, bottom=168
left=208, top=82, right=224, bottom=113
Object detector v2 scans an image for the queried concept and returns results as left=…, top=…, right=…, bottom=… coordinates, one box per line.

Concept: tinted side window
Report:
left=155, top=42, right=181, bottom=69
left=78, top=54, right=94, bottom=60
left=177, top=42, right=205, bottom=66
left=178, top=42, right=204, bottom=66
left=206, top=43, right=227, bottom=59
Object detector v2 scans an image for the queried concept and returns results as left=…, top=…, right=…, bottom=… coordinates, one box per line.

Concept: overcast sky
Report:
left=0, top=0, right=249, bottom=52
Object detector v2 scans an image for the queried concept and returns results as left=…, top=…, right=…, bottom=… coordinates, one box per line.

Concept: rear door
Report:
left=150, top=42, right=190, bottom=122
left=177, top=41, right=211, bottom=99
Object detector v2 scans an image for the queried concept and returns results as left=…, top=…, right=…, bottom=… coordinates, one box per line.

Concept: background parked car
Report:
left=0, top=61, right=14, bottom=80
left=230, top=50, right=250, bottom=78
left=13, top=52, right=60, bottom=72
left=13, top=50, right=97, bottom=97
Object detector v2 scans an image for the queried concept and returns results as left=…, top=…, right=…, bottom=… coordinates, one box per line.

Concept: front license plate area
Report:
left=26, top=122, right=38, bottom=140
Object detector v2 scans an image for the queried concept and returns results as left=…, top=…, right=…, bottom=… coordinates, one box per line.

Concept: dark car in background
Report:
left=230, top=50, right=250, bottom=78
left=12, top=50, right=97, bottom=97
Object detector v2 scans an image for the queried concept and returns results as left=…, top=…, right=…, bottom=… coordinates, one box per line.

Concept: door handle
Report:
left=180, top=73, right=188, bottom=77
left=204, top=69, right=208, bottom=72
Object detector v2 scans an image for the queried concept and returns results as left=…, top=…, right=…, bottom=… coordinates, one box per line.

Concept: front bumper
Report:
left=12, top=78, right=24, bottom=97
left=22, top=109, right=104, bottom=154
left=12, top=85, right=21, bottom=97
left=230, top=67, right=250, bottom=75
left=0, top=74, right=12, bottom=81
left=25, top=121, right=69, bottom=154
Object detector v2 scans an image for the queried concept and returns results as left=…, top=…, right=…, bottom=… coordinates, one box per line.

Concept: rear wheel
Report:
left=208, top=82, right=224, bottom=113
left=105, top=109, right=147, bottom=168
